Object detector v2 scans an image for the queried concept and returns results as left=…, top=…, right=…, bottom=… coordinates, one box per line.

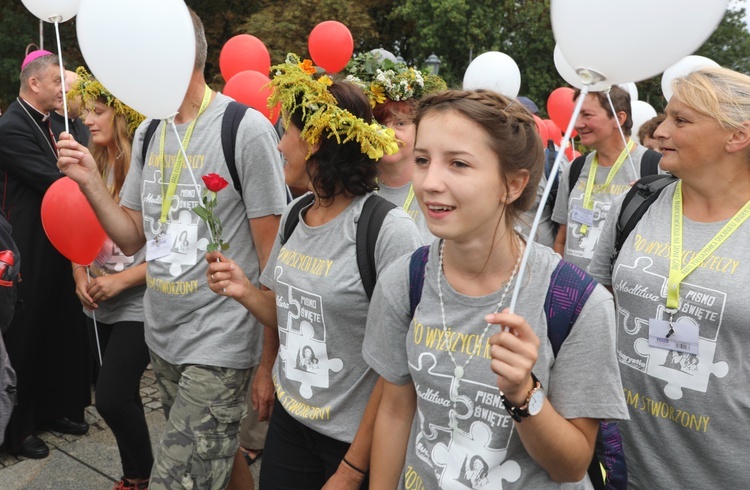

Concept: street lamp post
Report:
left=425, top=53, right=441, bottom=75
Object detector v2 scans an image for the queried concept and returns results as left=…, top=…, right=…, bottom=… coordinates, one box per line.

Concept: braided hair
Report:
left=414, top=89, right=544, bottom=228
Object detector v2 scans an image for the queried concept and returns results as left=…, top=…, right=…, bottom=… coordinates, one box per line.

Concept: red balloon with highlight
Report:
left=547, top=87, right=579, bottom=138
left=220, top=34, right=271, bottom=82
left=41, top=177, right=107, bottom=265
left=224, top=70, right=280, bottom=125
left=308, top=21, right=354, bottom=73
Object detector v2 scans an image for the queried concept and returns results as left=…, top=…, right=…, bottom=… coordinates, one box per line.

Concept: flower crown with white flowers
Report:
left=267, top=54, right=399, bottom=160
left=344, top=52, right=447, bottom=108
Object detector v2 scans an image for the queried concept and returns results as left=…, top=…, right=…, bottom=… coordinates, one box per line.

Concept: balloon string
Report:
left=606, top=90, right=636, bottom=175
left=507, top=85, right=590, bottom=320
left=168, top=120, right=216, bottom=243
left=53, top=20, right=69, bottom=136
left=87, top=267, right=103, bottom=367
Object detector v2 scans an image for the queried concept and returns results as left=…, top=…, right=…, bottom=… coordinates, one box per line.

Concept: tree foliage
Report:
left=1, top=1, right=750, bottom=119
left=238, top=0, right=381, bottom=69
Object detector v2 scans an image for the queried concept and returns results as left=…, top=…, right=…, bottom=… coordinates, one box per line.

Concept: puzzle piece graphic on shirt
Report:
left=278, top=320, right=343, bottom=399
left=162, top=210, right=208, bottom=276
left=140, top=170, right=209, bottom=275
left=105, top=240, right=135, bottom=272
left=433, top=422, right=520, bottom=489
left=634, top=336, right=728, bottom=400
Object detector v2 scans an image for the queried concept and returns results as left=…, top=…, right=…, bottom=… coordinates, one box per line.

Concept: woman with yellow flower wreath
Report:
left=206, top=54, right=422, bottom=489
left=345, top=52, right=447, bottom=243
left=66, top=67, right=153, bottom=490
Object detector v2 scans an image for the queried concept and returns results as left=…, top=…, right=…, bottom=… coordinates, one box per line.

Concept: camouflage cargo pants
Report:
left=149, top=351, right=251, bottom=490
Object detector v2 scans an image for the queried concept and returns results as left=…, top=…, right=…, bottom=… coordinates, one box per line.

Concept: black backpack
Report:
left=568, top=148, right=662, bottom=193
left=610, top=173, right=678, bottom=271
left=0, top=209, right=19, bottom=333
left=280, top=193, right=396, bottom=300
left=544, top=140, right=561, bottom=211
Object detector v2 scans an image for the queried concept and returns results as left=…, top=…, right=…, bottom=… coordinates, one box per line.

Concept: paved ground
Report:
left=0, top=367, right=261, bottom=489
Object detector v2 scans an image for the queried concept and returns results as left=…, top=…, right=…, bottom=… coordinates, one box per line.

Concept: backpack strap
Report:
left=639, top=148, right=662, bottom=177
left=408, top=245, right=431, bottom=318
left=140, top=119, right=161, bottom=166
left=280, top=193, right=315, bottom=245
left=567, top=155, right=587, bottom=194
left=357, top=195, right=397, bottom=300
left=221, top=101, right=249, bottom=194
left=279, top=194, right=395, bottom=300
left=544, top=260, right=597, bottom=357
left=611, top=174, right=677, bottom=270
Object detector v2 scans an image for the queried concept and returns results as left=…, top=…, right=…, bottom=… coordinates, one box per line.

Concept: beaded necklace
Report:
left=437, top=235, right=523, bottom=430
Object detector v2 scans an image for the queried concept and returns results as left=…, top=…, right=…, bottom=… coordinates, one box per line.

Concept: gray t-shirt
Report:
left=517, top=173, right=557, bottom=249
left=120, top=93, right=287, bottom=368
left=365, top=239, right=628, bottom=489
left=553, top=145, right=647, bottom=270
left=84, top=238, right=146, bottom=324
left=377, top=181, right=433, bottom=244
left=260, top=193, right=422, bottom=442
left=588, top=182, right=750, bottom=488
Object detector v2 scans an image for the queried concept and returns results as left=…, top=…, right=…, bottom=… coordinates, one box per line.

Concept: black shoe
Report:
left=13, top=435, right=49, bottom=459
left=42, top=417, right=89, bottom=435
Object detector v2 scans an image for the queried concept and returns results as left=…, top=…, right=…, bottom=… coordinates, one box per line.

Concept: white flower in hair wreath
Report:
left=344, top=52, right=446, bottom=107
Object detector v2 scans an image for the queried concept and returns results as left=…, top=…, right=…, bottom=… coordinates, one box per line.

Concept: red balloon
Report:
left=219, top=34, right=271, bottom=82
left=308, top=21, right=353, bottom=73
left=546, top=87, right=578, bottom=138
left=543, top=119, right=562, bottom=146
left=41, top=177, right=107, bottom=265
left=224, top=70, right=280, bottom=125
left=533, top=115, right=548, bottom=147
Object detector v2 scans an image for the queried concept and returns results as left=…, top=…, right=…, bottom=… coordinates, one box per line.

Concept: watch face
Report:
left=528, top=389, right=545, bottom=416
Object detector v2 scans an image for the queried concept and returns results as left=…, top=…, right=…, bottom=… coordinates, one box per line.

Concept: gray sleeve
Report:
left=119, top=120, right=150, bottom=211
left=363, top=255, right=413, bottom=385
left=587, top=193, right=625, bottom=285
left=260, top=202, right=294, bottom=290
left=546, top=285, right=629, bottom=420
left=552, top=160, right=572, bottom=225
left=235, top=111, right=288, bottom=219
left=374, top=208, right=422, bottom=275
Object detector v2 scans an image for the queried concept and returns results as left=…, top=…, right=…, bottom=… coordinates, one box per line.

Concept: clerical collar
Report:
left=18, top=97, right=50, bottom=122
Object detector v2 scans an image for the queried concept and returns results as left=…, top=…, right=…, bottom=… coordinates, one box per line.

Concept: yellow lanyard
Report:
left=158, top=85, right=212, bottom=226
left=377, top=179, right=415, bottom=212
left=666, top=180, right=750, bottom=310
left=580, top=139, right=635, bottom=234
left=402, top=183, right=415, bottom=211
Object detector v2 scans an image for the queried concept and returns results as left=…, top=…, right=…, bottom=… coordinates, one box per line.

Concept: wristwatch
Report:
left=501, top=372, right=545, bottom=422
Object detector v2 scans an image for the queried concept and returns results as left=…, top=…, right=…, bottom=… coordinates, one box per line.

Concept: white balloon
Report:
left=370, top=48, right=398, bottom=64
left=554, top=45, right=609, bottom=91
left=661, top=55, right=720, bottom=101
left=618, top=82, right=638, bottom=101
left=552, top=0, right=727, bottom=85
left=463, top=52, right=521, bottom=98
left=21, top=0, right=80, bottom=23
left=76, top=0, right=195, bottom=119
left=555, top=45, right=640, bottom=102
left=631, top=100, right=658, bottom=143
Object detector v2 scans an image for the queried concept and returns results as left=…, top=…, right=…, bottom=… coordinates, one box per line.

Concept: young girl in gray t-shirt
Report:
left=364, top=89, right=628, bottom=489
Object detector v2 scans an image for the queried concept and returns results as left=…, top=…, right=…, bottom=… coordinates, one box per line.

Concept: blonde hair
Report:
left=672, top=66, right=750, bottom=131
left=88, top=103, right=132, bottom=202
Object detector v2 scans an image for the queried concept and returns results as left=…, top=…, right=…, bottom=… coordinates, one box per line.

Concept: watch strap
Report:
left=501, top=372, right=541, bottom=422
